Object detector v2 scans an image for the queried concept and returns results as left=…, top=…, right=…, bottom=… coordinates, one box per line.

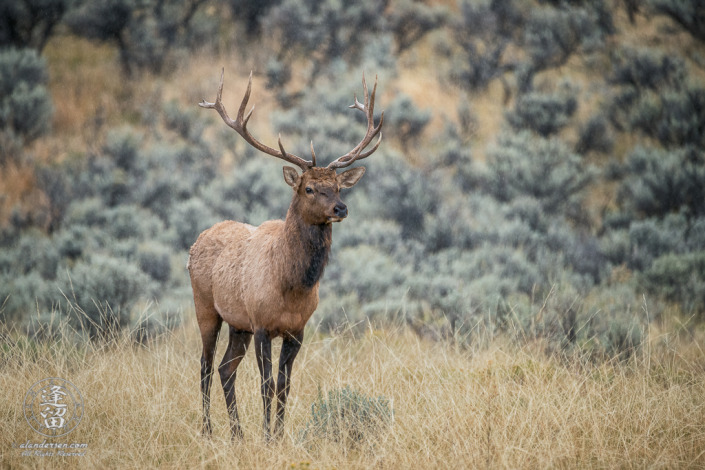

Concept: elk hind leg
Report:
left=198, top=308, right=222, bottom=437
left=218, top=326, right=252, bottom=440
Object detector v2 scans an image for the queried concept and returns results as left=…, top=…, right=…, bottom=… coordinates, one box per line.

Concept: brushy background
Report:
left=1, top=0, right=705, bottom=468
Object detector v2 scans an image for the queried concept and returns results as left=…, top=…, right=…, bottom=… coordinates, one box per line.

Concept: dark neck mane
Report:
left=284, top=209, right=332, bottom=291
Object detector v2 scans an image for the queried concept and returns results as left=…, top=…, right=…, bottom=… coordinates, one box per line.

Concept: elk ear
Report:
left=337, top=166, right=365, bottom=189
left=282, top=166, right=300, bottom=188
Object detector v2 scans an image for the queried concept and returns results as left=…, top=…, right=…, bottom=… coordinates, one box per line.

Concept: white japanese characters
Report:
left=23, top=378, right=83, bottom=437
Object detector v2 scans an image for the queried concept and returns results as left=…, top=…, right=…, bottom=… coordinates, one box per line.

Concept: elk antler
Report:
left=327, top=73, right=385, bottom=170
left=199, top=69, right=315, bottom=172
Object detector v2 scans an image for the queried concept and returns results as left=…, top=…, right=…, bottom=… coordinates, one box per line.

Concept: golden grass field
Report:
left=2, top=313, right=704, bottom=469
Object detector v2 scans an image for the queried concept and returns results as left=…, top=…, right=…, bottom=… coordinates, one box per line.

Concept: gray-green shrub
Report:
left=0, top=272, right=58, bottom=322
left=137, top=241, right=173, bottom=284
left=384, top=93, right=431, bottom=147
left=170, top=198, right=218, bottom=250
left=506, top=89, right=578, bottom=137
left=65, top=0, right=209, bottom=75
left=449, top=0, right=524, bottom=92
left=617, top=146, right=705, bottom=219
left=300, top=386, right=393, bottom=446
left=649, top=0, right=705, bottom=43
left=0, top=48, right=53, bottom=159
left=641, top=251, right=705, bottom=317
left=104, top=126, right=143, bottom=171
left=353, top=151, right=439, bottom=239
left=262, top=0, right=387, bottom=71
left=61, top=254, right=153, bottom=338
left=483, top=132, right=594, bottom=215
left=524, top=4, right=607, bottom=71
left=0, top=0, right=73, bottom=51
left=576, top=115, right=614, bottom=155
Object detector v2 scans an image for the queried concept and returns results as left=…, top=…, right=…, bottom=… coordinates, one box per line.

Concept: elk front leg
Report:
left=274, top=330, right=304, bottom=437
left=218, top=326, right=252, bottom=440
left=254, top=329, right=274, bottom=440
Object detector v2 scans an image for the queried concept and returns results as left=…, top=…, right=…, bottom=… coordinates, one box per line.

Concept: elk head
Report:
left=199, top=70, right=384, bottom=225
left=282, top=166, right=365, bottom=225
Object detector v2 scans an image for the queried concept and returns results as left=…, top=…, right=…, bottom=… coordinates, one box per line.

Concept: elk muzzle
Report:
left=329, top=202, right=348, bottom=222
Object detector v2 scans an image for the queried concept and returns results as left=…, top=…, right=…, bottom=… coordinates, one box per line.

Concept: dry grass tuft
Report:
left=1, top=313, right=704, bottom=469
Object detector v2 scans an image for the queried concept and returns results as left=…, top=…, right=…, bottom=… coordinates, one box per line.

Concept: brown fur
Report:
left=188, top=167, right=363, bottom=336
left=188, top=165, right=365, bottom=439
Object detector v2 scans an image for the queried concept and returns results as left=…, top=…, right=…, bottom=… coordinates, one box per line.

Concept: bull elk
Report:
left=188, top=70, right=383, bottom=440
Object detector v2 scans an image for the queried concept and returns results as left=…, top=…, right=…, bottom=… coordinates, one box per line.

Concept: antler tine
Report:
left=237, top=71, right=254, bottom=122
left=328, top=73, right=384, bottom=170
left=200, top=69, right=314, bottom=172
left=339, top=130, right=383, bottom=164
left=310, top=141, right=317, bottom=167
left=277, top=134, right=289, bottom=159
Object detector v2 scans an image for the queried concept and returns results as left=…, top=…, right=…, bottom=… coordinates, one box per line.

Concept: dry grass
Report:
left=1, top=314, right=704, bottom=469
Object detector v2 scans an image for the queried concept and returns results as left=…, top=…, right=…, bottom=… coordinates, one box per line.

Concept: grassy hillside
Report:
left=2, top=1, right=705, bottom=466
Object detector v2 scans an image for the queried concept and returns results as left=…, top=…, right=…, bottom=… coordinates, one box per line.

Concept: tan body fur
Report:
left=189, top=216, right=322, bottom=337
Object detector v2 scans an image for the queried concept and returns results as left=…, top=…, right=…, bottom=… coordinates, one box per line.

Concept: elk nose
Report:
left=334, top=202, right=348, bottom=218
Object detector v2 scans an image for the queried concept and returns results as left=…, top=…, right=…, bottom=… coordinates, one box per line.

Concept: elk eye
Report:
left=305, top=187, right=314, bottom=195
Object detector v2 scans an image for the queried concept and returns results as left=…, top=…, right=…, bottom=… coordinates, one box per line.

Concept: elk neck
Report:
left=282, top=203, right=332, bottom=291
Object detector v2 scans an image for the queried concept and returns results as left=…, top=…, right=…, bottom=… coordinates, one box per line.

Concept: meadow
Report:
left=2, top=311, right=704, bottom=469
